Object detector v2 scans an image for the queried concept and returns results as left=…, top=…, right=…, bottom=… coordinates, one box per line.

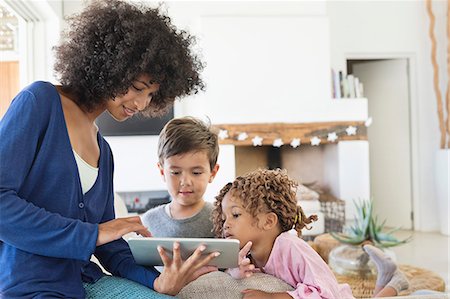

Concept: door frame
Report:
left=346, top=52, right=419, bottom=230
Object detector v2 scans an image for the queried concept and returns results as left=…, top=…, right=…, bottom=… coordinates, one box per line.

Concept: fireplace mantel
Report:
left=213, top=121, right=367, bottom=146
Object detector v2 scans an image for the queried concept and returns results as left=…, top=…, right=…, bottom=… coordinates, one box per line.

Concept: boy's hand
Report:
left=227, top=241, right=255, bottom=279
left=96, top=216, right=151, bottom=246
left=153, top=242, right=219, bottom=295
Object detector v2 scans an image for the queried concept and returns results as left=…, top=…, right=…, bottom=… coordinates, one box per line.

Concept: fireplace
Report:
left=213, top=121, right=371, bottom=221
left=236, top=145, right=326, bottom=186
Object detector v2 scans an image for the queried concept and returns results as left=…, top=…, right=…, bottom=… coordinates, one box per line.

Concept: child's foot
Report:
left=386, top=270, right=410, bottom=294
left=363, top=244, right=397, bottom=287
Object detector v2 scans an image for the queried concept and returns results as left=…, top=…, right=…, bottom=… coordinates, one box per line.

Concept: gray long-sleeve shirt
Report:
left=140, top=202, right=215, bottom=238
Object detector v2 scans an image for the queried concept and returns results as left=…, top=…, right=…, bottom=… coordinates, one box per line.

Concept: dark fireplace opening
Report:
left=267, top=147, right=282, bottom=169
left=234, top=145, right=326, bottom=185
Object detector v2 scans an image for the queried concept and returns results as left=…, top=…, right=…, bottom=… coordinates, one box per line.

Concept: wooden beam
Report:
left=213, top=121, right=367, bottom=146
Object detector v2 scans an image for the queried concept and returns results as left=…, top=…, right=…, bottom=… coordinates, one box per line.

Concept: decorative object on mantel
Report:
left=237, top=132, right=248, bottom=141
left=213, top=121, right=367, bottom=147
left=218, top=129, right=229, bottom=140
left=310, top=136, right=321, bottom=146
left=426, top=0, right=450, bottom=236
left=364, top=117, right=373, bottom=127
left=290, top=138, right=301, bottom=148
left=345, top=126, right=357, bottom=136
left=272, top=138, right=284, bottom=147
left=251, top=135, right=263, bottom=146
left=327, top=132, right=338, bottom=143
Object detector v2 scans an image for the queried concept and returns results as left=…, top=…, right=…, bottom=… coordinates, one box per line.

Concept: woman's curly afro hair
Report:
left=212, top=169, right=317, bottom=238
left=54, top=0, right=204, bottom=116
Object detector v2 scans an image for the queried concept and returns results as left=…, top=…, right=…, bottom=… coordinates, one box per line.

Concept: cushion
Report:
left=178, top=271, right=293, bottom=299
left=84, top=276, right=175, bottom=299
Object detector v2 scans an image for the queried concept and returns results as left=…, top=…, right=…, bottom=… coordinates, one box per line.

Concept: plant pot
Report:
left=435, top=149, right=450, bottom=236
left=328, top=244, right=376, bottom=278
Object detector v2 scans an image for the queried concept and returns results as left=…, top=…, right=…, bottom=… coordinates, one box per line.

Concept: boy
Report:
left=141, top=117, right=220, bottom=238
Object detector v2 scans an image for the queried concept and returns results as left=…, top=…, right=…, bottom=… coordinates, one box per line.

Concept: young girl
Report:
left=212, top=169, right=410, bottom=299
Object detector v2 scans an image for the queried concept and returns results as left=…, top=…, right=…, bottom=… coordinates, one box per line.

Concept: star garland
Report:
left=216, top=118, right=372, bottom=148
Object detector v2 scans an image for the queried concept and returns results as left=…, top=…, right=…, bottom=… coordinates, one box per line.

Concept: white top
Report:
left=73, top=150, right=99, bottom=195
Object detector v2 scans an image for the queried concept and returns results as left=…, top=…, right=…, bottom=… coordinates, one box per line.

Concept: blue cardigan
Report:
left=0, top=82, right=159, bottom=298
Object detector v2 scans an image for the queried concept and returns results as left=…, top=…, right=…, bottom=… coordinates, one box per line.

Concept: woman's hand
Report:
left=96, top=216, right=151, bottom=246
left=153, top=242, right=219, bottom=295
left=227, top=241, right=255, bottom=279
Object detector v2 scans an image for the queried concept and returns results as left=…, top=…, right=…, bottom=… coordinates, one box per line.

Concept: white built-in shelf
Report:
left=328, top=97, right=368, bottom=121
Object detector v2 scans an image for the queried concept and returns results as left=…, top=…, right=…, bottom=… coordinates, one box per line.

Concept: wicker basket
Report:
left=318, top=193, right=346, bottom=233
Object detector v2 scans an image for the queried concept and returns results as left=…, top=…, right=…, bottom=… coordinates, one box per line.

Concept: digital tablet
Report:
left=128, top=237, right=240, bottom=268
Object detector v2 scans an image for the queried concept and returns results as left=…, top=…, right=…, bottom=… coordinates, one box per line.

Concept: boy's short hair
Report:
left=158, top=117, right=219, bottom=170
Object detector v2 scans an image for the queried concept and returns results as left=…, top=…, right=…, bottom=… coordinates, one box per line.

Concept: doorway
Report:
left=348, top=58, right=414, bottom=229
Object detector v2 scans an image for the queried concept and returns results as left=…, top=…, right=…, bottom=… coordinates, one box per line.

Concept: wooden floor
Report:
left=389, top=230, right=449, bottom=292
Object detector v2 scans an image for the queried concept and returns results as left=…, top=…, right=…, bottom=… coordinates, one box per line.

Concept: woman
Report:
left=0, top=1, right=216, bottom=298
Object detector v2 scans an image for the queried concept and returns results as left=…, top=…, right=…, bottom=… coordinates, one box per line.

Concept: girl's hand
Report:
left=96, top=216, right=151, bottom=246
left=227, top=241, right=255, bottom=279
left=153, top=242, right=219, bottom=295
left=242, top=289, right=293, bottom=299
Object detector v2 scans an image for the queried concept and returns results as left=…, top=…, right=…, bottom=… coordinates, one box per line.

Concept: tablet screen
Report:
left=128, top=237, right=240, bottom=268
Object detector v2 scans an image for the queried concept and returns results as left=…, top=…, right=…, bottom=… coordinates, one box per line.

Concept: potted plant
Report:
left=328, top=200, right=411, bottom=277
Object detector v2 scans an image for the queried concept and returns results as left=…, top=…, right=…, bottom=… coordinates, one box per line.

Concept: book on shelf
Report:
left=358, top=81, right=364, bottom=97
left=330, top=69, right=364, bottom=99
left=347, top=74, right=356, bottom=98
left=331, top=69, right=341, bottom=98
left=354, top=77, right=361, bottom=98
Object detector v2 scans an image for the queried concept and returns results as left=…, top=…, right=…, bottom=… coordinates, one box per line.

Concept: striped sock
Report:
left=386, top=270, right=410, bottom=294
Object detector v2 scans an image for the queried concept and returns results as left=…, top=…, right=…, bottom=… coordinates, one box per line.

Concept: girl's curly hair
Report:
left=54, top=0, right=204, bottom=116
left=212, top=169, right=318, bottom=238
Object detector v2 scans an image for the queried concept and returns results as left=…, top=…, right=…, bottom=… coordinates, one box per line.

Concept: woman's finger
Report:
left=191, top=251, right=220, bottom=269
left=126, top=217, right=152, bottom=235
left=191, top=243, right=206, bottom=258
left=123, top=216, right=143, bottom=224
left=157, top=246, right=172, bottom=266
left=183, top=243, right=208, bottom=266
left=122, top=223, right=148, bottom=236
left=171, top=242, right=183, bottom=267
left=136, top=227, right=152, bottom=237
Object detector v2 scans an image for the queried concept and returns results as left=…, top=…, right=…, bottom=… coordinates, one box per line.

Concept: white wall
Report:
left=327, top=0, right=447, bottom=231
left=163, top=1, right=368, bottom=123
left=105, top=135, right=236, bottom=203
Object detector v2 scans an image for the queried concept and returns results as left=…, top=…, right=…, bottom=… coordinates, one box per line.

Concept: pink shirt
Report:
left=262, top=232, right=355, bottom=299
